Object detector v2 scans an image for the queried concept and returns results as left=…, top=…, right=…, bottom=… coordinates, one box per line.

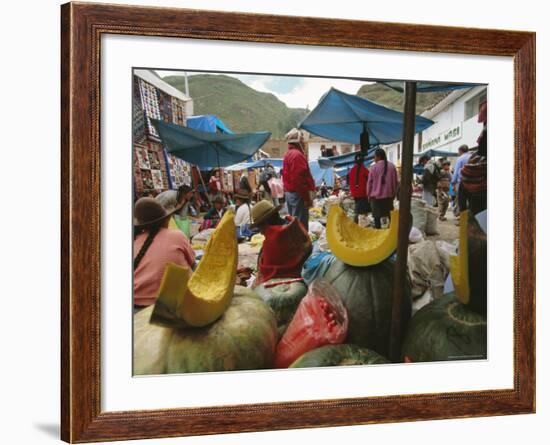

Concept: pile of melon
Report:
left=134, top=202, right=487, bottom=374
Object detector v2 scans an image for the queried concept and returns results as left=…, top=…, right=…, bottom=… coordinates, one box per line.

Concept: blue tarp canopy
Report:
left=299, top=88, right=434, bottom=145
left=152, top=119, right=271, bottom=169
left=334, top=168, right=350, bottom=178
left=381, top=81, right=484, bottom=93
left=414, top=148, right=460, bottom=158
left=248, top=158, right=284, bottom=169
left=186, top=114, right=233, bottom=134
left=223, top=161, right=257, bottom=171
left=309, top=161, right=334, bottom=187
left=317, top=148, right=377, bottom=169
left=225, top=158, right=284, bottom=171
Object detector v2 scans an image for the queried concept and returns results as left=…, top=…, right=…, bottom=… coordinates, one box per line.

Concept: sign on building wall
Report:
left=422, top=123, right=462, bottom=151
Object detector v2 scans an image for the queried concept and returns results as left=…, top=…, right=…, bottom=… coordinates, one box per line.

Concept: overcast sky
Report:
left=155, top=70, right=372, bottom=109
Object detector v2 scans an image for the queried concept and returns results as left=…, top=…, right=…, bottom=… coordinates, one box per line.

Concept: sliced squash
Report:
left=180, top=210, right=238, bottom=326
left=326, top=205, right=399, bottom=267
left=151, top=210, right=238, bottom=328
left=150, top=263, right=191, bottom=328
left=450, top=211, right=470, bottom=303
left=449, top=210, right=487, bottom=315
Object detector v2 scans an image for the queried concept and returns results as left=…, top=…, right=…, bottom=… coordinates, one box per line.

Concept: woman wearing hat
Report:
left=281, top=128, right=315, bottom=230
left=133, top=198, right=195, bottom=310
left=155, top=184, right=196, bottom=218
left=233, top=189, right=255, bottom=240
left=251, top=200, right=312, bottom=286
left=200, top=194, right=226, bottom=231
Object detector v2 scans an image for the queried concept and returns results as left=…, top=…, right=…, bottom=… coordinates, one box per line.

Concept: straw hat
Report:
left=133, top=197, right=182, bottom=229
left=251, top=200, right=282, bottom=228
left=285, top=128, right=308, bottom=144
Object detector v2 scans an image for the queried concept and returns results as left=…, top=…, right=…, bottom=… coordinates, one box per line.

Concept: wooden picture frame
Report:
left=61, top=2, right=535, bottom=442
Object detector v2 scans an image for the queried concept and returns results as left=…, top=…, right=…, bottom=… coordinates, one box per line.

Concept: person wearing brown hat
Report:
left=200, top=194, right=226, bottom=231
left=234, top=190, right=256, bottom=240
left=133, top=198, right=195, bottom=310
left=251, top=200, right=312, bottom=286
left=156, top=184, right=196, bottom=218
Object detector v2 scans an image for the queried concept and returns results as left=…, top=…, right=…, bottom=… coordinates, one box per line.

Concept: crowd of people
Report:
left=132, top=104, right=488, bottom=311
left=416, top=99, right=488, bottom=222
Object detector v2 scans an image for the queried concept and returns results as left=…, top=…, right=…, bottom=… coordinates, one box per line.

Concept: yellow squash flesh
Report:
left=326, top=206, right=399, bottom=267
left=180, top=210, right=238, bottom=327
left=449, top=210, right=470, bottom=304
left=153, top=210, right=238, bottom=327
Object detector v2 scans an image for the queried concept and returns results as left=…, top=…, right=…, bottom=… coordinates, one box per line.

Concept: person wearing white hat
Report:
left=281, top=128, right=315, bottom=230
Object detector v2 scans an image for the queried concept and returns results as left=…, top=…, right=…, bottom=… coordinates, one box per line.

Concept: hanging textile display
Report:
left=138, top=78, right=162, bottom=138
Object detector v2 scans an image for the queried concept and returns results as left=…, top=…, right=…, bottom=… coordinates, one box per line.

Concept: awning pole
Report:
left=195, top=166, right=212, bottom=208
left=389, top=81, right=417, bottom=362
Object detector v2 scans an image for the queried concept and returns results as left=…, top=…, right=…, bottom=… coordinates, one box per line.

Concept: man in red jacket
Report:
left=348, top=152, right=370, bottom=223
left=281, top=128, right=315, bottom=230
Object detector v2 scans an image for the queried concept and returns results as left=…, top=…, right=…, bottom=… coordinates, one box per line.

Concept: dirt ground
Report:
left=425, top=206, right=460, bottom=243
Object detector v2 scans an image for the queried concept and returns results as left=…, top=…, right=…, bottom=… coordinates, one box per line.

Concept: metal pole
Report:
left=389, top=81, right=417, bottom=362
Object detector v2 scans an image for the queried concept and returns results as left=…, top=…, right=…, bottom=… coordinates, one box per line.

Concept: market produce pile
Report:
left=134, top=197, right=487, bottom=375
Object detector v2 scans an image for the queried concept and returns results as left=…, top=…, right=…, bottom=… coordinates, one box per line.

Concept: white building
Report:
left=307, top=135, right=356, bottom=161
left=383, top=85, right=487, bottom=167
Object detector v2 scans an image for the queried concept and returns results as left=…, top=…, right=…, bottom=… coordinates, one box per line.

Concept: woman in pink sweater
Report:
left=133, top=197, right=195, bottom=309
left=366, top=148, right=398, bottom=229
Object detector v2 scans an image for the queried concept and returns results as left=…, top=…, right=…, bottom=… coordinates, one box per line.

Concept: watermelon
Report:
left=290, top=344, right=389, bottom=368
left=134, top=286, right=277, bottom=374
left=401, top=292, right=487, bottom=362
left=254, top=279, right=307, bottom=338
left=321, top=258, right=412, bottom=357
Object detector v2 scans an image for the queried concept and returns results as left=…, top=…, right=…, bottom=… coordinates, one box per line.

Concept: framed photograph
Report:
left=61, top=2, right=535, bottom=443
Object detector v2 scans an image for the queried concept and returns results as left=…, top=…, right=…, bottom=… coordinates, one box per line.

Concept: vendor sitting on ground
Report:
left=251, top=200, right=312, bottom=286
left=133, top=198, right=195, bottom=311
left=234, top=189, right=257, bottom=241
left=201, top=194, right=226, bottom=230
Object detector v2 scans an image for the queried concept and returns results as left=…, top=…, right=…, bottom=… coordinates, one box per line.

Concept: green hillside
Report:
left=163, top=74, right=308, bottom=139
left=356, top=83, right=449, bottom=114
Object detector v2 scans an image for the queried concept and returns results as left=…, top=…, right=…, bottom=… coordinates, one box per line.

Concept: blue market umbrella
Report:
left=152, top=119, right=271, bottom=169
left=299, top=88, right=434, bottom=147
left=317, top=147, right=377, bottom=169
left=381, top=81, right=483, bottom=93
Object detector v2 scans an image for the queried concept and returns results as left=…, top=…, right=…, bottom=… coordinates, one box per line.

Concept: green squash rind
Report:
left=133, top=286, right=278, bottom=375
left=321, top=258, right=412, bottom=357
left=254, top=279, right=307, bottom=332
left=290, top=344, right=389, bottom=368
left=401, top=292, right=487, bottom=362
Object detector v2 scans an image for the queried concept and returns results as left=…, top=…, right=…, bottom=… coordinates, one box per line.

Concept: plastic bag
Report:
left=274, top=279, right=348, bottom=368
left=173, top=215, right=191, bottom=238
left=308, top=221, right=325, bottom=238
left=410, top=199, right=427, bottom=232
left=409, top=226, right=424, bottom=244
left=425, top=207, right=439, bottom=235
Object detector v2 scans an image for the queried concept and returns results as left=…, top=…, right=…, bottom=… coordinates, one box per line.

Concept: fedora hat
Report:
left=234, top=189, right=251, bottom=201
left=251, top=200, right=282, bottom=228
left=133, top=197, right=182, bottom=229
